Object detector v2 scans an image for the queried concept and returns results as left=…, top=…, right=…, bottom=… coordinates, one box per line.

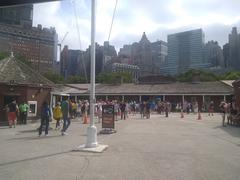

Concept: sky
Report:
left=33, top=0, right=240, bottom=52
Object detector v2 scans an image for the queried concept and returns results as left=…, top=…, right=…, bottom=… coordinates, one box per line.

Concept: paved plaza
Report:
left=0, top=113, right=240, bottom=180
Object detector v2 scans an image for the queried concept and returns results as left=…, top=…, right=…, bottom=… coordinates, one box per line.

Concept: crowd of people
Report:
left=4, top=97, right=240, bottom=136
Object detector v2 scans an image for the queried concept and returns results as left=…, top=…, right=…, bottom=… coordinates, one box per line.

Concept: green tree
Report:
left=66, top=76, right=87, bottom=84
left=0, top=52, right=10, bottom=60
left=96, top=72, right=133, bottom=84
left=43, top=72, right=65, bottom=84
left=176, top=69, right=219, bottom=82
left=221, top=71, right=240, bottom=80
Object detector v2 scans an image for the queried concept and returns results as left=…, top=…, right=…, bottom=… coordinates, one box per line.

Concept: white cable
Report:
left=72, top=0, right=88, bottom=82
left=108, top=0, right=118, bottom=42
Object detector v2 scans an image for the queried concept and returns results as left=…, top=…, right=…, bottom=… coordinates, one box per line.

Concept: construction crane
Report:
left=58, top=31, right=69, bottom=53
left=58, top=31, right=69, bottom=78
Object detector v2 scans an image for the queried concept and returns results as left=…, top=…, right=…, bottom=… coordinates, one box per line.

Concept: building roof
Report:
left=52, top=84, right=87, bottom=95
left=94, top=82, right=233, bottom=95
left=0, top=56, right=54, bottom=85
left=221, top=80, right=235, bottom=87
left=52, top=81, right=233, bottom=96
left=139, top=32, right=150, bottom=44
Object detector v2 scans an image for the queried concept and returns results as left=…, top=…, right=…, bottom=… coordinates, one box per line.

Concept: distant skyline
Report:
left=33, top=0, right=240, bottom=51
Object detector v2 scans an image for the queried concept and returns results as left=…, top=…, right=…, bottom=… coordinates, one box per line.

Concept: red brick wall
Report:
left=0, top=84, right=51, bottom=123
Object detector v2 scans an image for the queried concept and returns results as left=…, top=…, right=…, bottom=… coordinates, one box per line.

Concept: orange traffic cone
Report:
left=181, top=110, right=184, bottom=118
left=197, top=112, right=202, bottom=120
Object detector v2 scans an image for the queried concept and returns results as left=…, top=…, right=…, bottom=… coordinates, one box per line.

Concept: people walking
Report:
left=114, top=100, right=119, bottom=120
left=76, top=100, right=82, bottom=118
left=71, top=100, right=77, bottom=119
left=39, top=102, right=51, bottom=136
left=219, top=101, right=227, bottom=127
left=19, top=101, right=29, bottom=124
left=145, top=101, right=151, bottom=119
left=140, top=101, right=145, bottom=119
left=7, top=100, right=19, bottom=128
left=193, top=101, right=199, bottom=114
left=96, top=101, right=102, bottom=123
left=61, top=98, right=70, bottom=135
left=81, top=100, right=88, bottom=124
left=53, top=102, right=62, bottom=130
left=164, top=101, right=170, bottom=118
left=120, top=101, right=126, bottom=120
left=208, top=101, right=214, bottom=116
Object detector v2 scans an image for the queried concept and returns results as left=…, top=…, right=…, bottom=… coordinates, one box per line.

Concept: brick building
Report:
left=0, top=4, right=58, bottom=73
left=0, top=55, right=54, bottom=124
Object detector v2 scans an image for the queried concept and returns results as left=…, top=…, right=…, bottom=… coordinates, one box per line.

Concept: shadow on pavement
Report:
left=0, top=126, right=10, bottom=129
left=213, top=125, right=240, bottom=138
left=18, top=129, right=38, bottom=133
left=7, top=134, right=63, bottom=141
left=0, top=150, right=72, bottom=167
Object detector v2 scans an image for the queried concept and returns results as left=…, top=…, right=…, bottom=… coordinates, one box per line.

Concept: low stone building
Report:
left=0, top=55, right=54, bottom=124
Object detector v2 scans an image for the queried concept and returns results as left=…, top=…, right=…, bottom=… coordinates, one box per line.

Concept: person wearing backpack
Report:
left=39, top=102, right=51, bottom=136
left=61, top=98, right=70, bottom=135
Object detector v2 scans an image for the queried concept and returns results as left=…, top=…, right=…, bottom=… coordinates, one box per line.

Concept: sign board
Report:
left=102, top=105, right=114, bottom=129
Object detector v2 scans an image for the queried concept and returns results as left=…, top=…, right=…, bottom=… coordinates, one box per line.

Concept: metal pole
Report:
left=90, top=0, right=96, bottom=127
left=85, top=0, right=98, bottom=148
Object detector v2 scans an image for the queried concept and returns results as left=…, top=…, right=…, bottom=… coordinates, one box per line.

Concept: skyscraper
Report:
left=223, top=43, right=230, bottom=68
left=162, top=29, right=209, bottom=75
left=204, top=41, right=224, bottom=68
left=228, top=27, right=240, bottom=70
left=0, top=5, right=58, bottom=73
left=131, top=32, right=152, bottom=75
left=0, top=4, right=33, bottom=28
left=151, top=40, right=168, bottom=74
left=118, top=32, right=168, bottom=76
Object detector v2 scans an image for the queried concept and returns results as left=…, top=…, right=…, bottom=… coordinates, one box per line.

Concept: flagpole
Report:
left=77, top=0, right=108, bottom=152
left=85, top=0, right=98, bottom=148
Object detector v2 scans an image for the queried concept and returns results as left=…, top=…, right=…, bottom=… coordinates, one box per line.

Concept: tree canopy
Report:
left=96, top=72, right=133, bottom=84
left=0, top=52, right=10, bottom=60
left=176, top=69, right=219, bottom=82
left=43, top=72, right=65, bottom=84
left=221, top=71, right=240, bottom=80
left=42, top=72, right=88, bottom=84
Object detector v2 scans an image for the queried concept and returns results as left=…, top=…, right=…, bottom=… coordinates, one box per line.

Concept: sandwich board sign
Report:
left=101, top=104, right=116, bottom=134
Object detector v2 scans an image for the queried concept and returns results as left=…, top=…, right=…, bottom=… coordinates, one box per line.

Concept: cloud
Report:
left=33, top=0, right=240, bottom=52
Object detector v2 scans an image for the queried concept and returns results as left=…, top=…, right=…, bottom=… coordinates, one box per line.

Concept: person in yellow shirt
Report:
left=53, top=102, right=62, bottom=130
left=71, top=101, right=77, bottom=119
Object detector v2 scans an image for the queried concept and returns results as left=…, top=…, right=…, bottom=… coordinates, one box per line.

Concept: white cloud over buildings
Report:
left=33, top=0, right=240, bottom=52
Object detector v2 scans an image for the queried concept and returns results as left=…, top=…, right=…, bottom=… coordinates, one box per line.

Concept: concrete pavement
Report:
left=0, top=113, right=240, bottom=180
